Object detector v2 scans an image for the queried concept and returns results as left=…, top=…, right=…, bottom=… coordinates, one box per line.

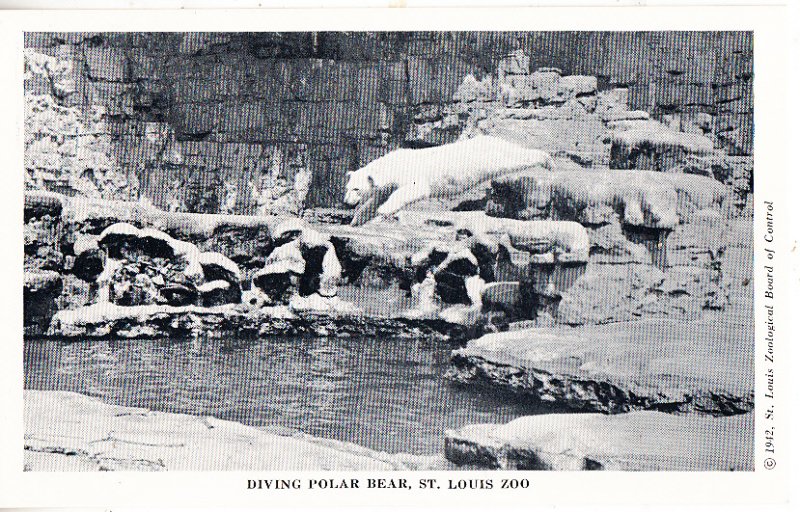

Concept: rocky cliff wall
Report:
left=25, top=31, right=753, bottom=210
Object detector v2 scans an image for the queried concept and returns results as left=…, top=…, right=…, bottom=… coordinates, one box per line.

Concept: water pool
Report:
left=25, top=335, right=545, bottom=455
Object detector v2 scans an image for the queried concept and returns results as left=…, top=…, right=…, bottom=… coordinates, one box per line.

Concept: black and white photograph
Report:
left=16, top=27, right=765, bottom=477
left=19, top=29, right=758, bottom=474
left=0, top=1, right=792, bottom=507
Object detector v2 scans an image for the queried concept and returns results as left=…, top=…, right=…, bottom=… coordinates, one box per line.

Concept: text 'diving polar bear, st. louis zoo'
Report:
left=344, top=135, right=555, bottom=226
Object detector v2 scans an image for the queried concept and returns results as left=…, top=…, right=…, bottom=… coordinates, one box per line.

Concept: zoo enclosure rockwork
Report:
left=23, top=31, right=756, bottom=472
left=24, top=32, right=753, bottom=211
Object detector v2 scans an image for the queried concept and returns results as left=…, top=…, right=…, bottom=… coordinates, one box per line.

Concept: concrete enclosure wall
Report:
left=24, top=31, right=753, bottom=211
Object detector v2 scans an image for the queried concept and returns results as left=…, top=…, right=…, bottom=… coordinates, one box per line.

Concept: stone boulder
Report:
left=498, top=50, right=531, bottom=77
left=53, top=194, right=282, bottom=284
left=24, top=190, right=64, bottom=222
left=198, top=280, right=237, bottom=307
left=25, top=50, right=134, bottom=200
left=427, top=248, right=480, bottom=305
left=452, top=74, right=493, bottom=103
left=468, top=96, right=612, bottom=167
left=486, top=168, right=727, bottom=230
left=484, top=169, right=730, bottom=323
left=557, top=75, right=597, bottom=100
left=666, top=209, right=725, bottom=267
left=23, top=270, right=63, bottom=336
left=198, top=251, right=242, bottom=304
left=554, top=261, right=726, bottom=325
left=253, top=220, right=344, bottom=305
left=710, top=155, right=753, bottom=215
left=398, top=211, right=590, bottom=264
left=445, top=410, right=753, bottom=470
left=480, top=281, right=521, bottom=312
left=71, top=235, right=104, bottom=282
left=529, top=69, right=560, bottom=103
left=447, top=318, right=754, bottom=415
left=556, top=263, right=666, bottom=325
left=610, top=124, right=715, bottom=173
left=24, top=192, right=65, bottom=272
left=24, top=217, right=64, bottom=272
left=23, top=48, right=76, bottom=99
left=404, top=243, right=486, bottom=325
left=395, top=212, right=591, bottom=325
left=88, top=223, right=241, bottom=307
left=252, top=240, right=305, bottom=304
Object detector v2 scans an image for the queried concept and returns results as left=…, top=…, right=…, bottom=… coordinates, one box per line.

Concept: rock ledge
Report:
left=25, top=390, right=446, bottom=471
left=445, top=410, right=753, bottom=470
left=447, top=317, right=753, bottom=415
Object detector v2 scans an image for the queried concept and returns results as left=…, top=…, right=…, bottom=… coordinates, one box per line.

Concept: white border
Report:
left=1, top=5, right=796, bottom=510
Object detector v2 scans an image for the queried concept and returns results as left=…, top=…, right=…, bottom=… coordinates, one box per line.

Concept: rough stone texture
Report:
left=30, top=190, right=425, bottom=295
left=721, top=217, right=754, bottom=318
left=397, top=211, right=590, bottom=264
left=447, top=317, right=753, bottom=415
left=253, top=220, right=344, bottom=304
left=557, top=257, right=727, bottom=325
left=46, top=302, right=471, bottom=341
left=25, top=32, right=752, bottom=212
left=391, top=212, right=592, bottom=323
left=486, top=168, right=728, bottom=229
left=25, top=216, right=64, bottom=273
left=666, top=209, right=726, bottom=267
left=464, top=102, right=612, bottom=168
left=556, top=263, right=668, bottom=324
left=253, top=241, right=305, bottom=304
left=610, top=126, right=715, bottom=173
left=25, top=390, right=446, bottom=471
left=25, top=52, right=135, bottom=200
left=41, top=192, right=284, bottom=284
left=482, top=169, right=733, bottom=324
left=24, top=271, right=63, bottom=336
left=24, top=190, right=64, bottom=221
left=25, top=192, right=66, bottom=276
left=444, top=410, right=753, bottom=470
left=710, top=154, right=754, bottom=216
left=28, top=192, right=737, bottom=330
left=88, top=223, right=242, bottom=307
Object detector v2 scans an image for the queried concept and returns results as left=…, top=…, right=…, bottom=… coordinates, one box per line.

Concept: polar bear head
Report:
left=343, top=171, right=375, bottom=206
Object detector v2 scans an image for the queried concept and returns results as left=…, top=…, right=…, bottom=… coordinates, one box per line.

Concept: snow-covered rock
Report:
left=25, top=390, right=444, bottom=471
left=445, top=410, right=753, bottom=470
left=89, top=223, right=242, bottom=307
left=447, top=317, right=753, bottom=415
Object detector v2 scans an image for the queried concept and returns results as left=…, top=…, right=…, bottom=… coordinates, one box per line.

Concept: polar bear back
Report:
left=364, top=135, right=551, bottom=195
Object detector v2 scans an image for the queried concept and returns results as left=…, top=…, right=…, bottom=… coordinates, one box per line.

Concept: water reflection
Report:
left=25, top=335, right=542, bottom=455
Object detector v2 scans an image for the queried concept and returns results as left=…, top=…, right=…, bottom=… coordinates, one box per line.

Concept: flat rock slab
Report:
left=445, top=410, right=753, bottom=470
left=46, top=302, right=468, bottom=341
left=448, top=318, right=753, bottom=415
left=486, top=168, right=727, bottom=229
left=396, top=210, right=590, bottom=263
left=25, top=390, right=445, bottom=471
left=610, top=126, right=715, bottom=173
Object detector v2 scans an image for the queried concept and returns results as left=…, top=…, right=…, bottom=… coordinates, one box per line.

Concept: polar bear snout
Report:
left=343, top=172, right=375, bottom=207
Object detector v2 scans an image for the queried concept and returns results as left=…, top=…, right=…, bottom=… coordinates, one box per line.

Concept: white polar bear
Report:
left=344, top=135, right=555, bottom=226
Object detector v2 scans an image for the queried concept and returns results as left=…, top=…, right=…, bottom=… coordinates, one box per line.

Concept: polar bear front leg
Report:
left=350, top=182, right=399, bottom=226
left=376, top=182, right=432, bottom=218
left=542, top=153, right=556, bottom=171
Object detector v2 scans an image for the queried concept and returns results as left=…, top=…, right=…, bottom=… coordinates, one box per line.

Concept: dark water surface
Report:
left=25, top=335, right=540, bottom=455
